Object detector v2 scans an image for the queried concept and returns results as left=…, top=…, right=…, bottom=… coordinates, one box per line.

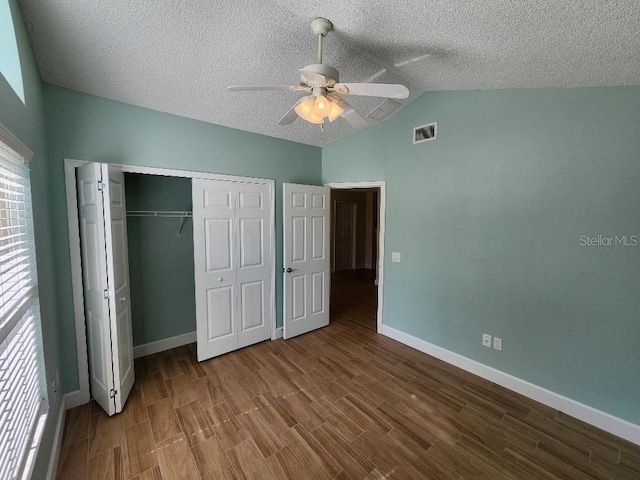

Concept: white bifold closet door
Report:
left=282, top=184, right=330, bottom=339
left=77, top=163, right=135, bottom=416
left=193, top=179, right=272, bottom=361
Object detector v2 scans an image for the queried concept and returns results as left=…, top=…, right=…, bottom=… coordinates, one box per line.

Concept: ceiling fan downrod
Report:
left=311, top=18, right=332, bottom=65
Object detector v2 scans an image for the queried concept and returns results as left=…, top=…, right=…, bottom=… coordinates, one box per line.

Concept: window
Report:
left=0, top=134, right=48, bottom=480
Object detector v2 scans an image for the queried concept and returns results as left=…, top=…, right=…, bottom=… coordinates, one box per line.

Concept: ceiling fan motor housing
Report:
left=301, top=64, right=339, bottom=84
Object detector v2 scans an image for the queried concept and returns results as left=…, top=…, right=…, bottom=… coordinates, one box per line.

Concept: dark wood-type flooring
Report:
left=57, top=269, right=640, bottom=479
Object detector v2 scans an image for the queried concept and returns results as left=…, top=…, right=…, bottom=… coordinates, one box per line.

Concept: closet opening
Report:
left=64, top=159, right=276, bottom=410
left=124, top=174, right=196, bottom=356
left=327, top=182, right=385, bottom=334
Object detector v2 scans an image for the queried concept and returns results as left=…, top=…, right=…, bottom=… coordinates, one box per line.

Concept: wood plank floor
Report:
left=58, top=270, right=640, bottom=479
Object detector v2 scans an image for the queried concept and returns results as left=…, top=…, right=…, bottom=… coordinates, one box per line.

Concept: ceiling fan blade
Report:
left=227, top=85, right=308, bottom=92
left=335, top=98, right=369, bottom=129
left=299, top=69, right=327, bottom=87
left=279, top=100, right=303, bottom=125
left=330, top=83, right=409, bottom=99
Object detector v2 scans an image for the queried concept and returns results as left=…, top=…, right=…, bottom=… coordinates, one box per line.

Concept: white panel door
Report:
left=236, top=183, right=271, bottom=348
left=193, top=179, right=272, bottom=361
left=77, top=164, right=134, bottom=415
left=283, top=184, right=330, bottom=339
left=193, top=179, right=238, bottom=361
left=104, top=166, right=135, bottom=412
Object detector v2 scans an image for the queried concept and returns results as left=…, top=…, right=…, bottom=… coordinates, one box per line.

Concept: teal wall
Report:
left=323, top=87, right=640, bottom=425
left=125, top=174, right=196, bottom=345
left=0, top=1, right=61, bottom=477
left=43, top=84, right=322, bottom=391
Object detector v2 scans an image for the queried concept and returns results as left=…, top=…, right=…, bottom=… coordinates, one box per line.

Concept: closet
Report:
left=75, top=163, right=274, bottom=415
left=124, top=174, right=196, bottom=349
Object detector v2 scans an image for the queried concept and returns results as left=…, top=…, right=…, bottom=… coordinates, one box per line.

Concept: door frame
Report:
left=64, top=159, right=277, bottom=407
left=332, top=201, right=357, bottom=272
left=325, top=181, right=386, bottom=334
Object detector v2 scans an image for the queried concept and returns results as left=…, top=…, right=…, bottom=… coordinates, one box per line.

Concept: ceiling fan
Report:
left=228, top=18, right=409, bottom=129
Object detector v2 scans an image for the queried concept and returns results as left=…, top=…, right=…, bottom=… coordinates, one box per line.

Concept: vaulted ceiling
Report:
left=18, top=0, right=640, bottom=147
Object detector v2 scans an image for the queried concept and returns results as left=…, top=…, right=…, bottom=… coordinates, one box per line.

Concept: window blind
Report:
left=0, top=140, right=48, bottom=480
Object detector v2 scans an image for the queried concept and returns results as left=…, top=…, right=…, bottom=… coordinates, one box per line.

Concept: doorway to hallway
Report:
left=329, top=186, right=381, bottom=331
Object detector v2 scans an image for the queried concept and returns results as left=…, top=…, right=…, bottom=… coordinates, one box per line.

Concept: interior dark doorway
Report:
left=329, top=188, right=380, bottom=330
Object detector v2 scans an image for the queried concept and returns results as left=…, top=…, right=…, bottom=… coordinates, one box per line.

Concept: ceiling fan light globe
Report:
left=327, top=100, right=344, bottom=122
left=312, top=95, right=331, bottom=118
left=294, top=96, right=324, bottom=124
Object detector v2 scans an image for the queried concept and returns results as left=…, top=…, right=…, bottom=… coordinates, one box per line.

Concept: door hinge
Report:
left=97, top=181, right=106, bottom=191
left=103, top=289, right=110, bottom=299
left=109, top=389, right=118, bottom=399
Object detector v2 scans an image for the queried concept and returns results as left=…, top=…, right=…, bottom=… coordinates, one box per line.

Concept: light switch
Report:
left=391, top=252, right=401, bottom=263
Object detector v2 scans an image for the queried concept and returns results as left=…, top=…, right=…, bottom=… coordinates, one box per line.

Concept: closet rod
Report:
left=126, top=210, right=192, bottom=218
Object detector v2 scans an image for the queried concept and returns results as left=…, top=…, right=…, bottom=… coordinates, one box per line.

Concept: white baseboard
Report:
left=381, top=325, right=640, bottom=446
left=64, top=389, right=88, bottom=410
left=133, top=331, right=196, bottom=359
left=46, top=394, right=69, bottom=480
left=274, top=327, right=283, bottom=340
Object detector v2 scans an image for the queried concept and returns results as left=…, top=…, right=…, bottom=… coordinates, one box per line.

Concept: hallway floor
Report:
left=57, top=271, right=640, bottom=479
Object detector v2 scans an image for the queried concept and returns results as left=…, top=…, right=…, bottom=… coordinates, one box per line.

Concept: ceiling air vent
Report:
left=367, top=99, right=402, bottom=122
left=413, top=122, right=437, bottom=144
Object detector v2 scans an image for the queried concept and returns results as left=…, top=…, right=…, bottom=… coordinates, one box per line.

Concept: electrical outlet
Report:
left=493, top=337, right=503, bottom=351
left=391, top=252, right=402, bottom=263
left=482, top=334, right=492, bottom=348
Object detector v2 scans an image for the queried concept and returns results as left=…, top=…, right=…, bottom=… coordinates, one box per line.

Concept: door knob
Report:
left=284, top=267, right=297, bottom=273
left=217, top=277, right=223, bottom=282
left=119, top=297, right=126, bottom=303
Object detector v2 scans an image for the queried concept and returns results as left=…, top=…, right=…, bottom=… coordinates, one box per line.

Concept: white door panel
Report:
left=240, top=280, right=264, bottom=330
left=206, top=286, right=235, bottom=338
left=283, top=184, right=330, bottom=339
left=77, top=163, right=115, bottom=415
left=104, top=166, right=134, bottom=413
left=77, top=163, right=135, bottom=416
left=194, top=180, right=237, bottom=360
left=194, top=179, right=272, bottom=360
left=236, top=183, right=271, bottom=348
left=205, top=218, right=233, bottom=272
left=292, top=217, right=306, bottom=262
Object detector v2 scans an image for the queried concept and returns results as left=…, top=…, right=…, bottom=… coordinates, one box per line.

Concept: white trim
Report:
left=65, top=159, right=277, bottom=403
left=326, top=181, right=386, bottom=334
left=381, top=325, right=640, bottom=446
left=0, top=123, right=33, bottom=161
left=45, top=395, right=68, bottom=480
left=274, top=327, right=283, bottom=340
left=133, top=331, right=197, bottom=359
left=63, top=390, right=86, bottom=410
left=119, top=164, right=272, bottom=185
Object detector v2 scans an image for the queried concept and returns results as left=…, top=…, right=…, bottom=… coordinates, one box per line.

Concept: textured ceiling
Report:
left=18, top=0, right=640, bottom=147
